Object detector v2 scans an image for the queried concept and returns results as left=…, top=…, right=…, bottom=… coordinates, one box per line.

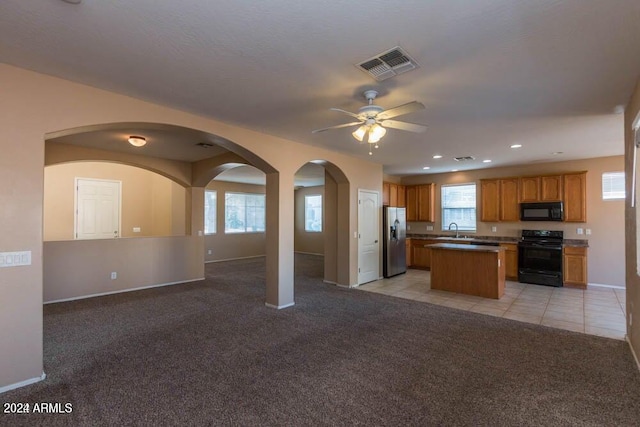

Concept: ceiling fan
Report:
left=312, top=90, right=427, bottom=155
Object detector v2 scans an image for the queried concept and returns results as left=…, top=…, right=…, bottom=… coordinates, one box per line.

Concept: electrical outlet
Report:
left=208, top=249, right=212, bottom=255
left=585, top=229, right=591, bottom=235
left=407, top=225, right=411, bottom=231
left=576, top=228, right=584, bottom=235
left=491, top=226, right=497, bottom=232
left=133, top=227, right=141, bottom=233
left=110, top=272, right=117, bottom=280
left=426, top=225, right=434, bottom=231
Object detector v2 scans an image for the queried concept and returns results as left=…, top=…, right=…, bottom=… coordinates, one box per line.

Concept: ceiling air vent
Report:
left=454, top=156, right=475, bottom=162
left=356, top=46, right=419, bottom=81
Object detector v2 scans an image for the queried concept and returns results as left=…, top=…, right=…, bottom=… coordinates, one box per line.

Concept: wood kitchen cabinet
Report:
left=406, top=184, right=435, bottom=222
left=480, top=178, right=519, bottom=222
left=520, top=174, right=563, bottom=202
left=397, top=185, right=406, bottom=208
left=406, top=238, right=412, bottom=267
left=563, top=246, right=588, bottom=288
left=382, top=182, right=390, bottom=206
left=411, top=239, right=440, bottom=269
left=563, top=172, right=587, bottom=222
left=499, top=243, right=518, bottom=280
left=383, top=182, right=406, bottom=207
left=540, top=175, right=563, bottom=201
left=519, top=176, right=540, bottom=202
left=480, top=179, right=500, bottom=222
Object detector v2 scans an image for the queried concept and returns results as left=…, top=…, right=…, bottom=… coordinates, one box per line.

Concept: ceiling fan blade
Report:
left=381, top=120, right=427, bottom=133
left=377, top=101, right=425, bottom=120
left=329, top=108, right=361, bottom=119
left=312, top=121, right=363, bottom=133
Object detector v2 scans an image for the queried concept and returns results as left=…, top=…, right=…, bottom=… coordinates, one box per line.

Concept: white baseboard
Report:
left=265, top=302, right=295, bottom=310
left=205, top=255, right=265, bottom=264
left=44, top=278, right=205, bottom=304
left=627, top=336, right=640, bottom=373
left=0, top=372, right=46, bottom=394
left=588, top=282, right=626, bottom=290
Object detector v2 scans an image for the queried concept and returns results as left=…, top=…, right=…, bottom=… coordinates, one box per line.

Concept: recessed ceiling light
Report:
left=483, top=159, right=492, bottom=163
left=451, top=169, right=458, bottom=172
left=552, top=151, right=563, bottom=155
left=433, top=155, right=443, bottom=159
left=422, top=166, right=430, bottom=170
left=510, top=144, right=522, bottom=149
left=128, top=136, right=147, bottom=147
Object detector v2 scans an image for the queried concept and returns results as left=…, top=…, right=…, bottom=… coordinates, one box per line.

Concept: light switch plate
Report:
left=585, top=229, right=591, bottom=235
left=0, top=251, right=32, bottom=268
left=576, top=228, right=584, bottom=235
left=426, top=225, right=434, bottom=231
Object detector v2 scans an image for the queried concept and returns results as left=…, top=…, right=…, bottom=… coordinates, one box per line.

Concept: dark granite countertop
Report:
left=406, top=234, right=589, bottom=247
left=427, top=243, right=505, bottom=252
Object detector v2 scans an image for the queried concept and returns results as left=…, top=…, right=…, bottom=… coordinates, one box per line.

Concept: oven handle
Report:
left=518, top=243, right=562, bottom=250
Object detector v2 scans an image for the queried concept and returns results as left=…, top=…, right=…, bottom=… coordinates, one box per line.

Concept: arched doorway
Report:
left=43, top=122, right=289, bottom=307
left=293, top=160, right=350, bottom=287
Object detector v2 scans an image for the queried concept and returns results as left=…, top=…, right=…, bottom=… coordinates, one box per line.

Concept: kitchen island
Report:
left=428, top=243, right=506, bottom=299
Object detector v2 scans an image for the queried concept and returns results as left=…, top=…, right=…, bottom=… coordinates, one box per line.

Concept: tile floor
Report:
left=357, top=269, right=627, bottom=340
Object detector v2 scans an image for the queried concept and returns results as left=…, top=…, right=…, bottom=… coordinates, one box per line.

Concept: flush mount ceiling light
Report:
left=128, top=136, right=147, bottom=147
left=422, top=166, right=430, bottom=170
left=510, top=144, right=522, bottom=149
left=483, top=159, right=492, bottom=163
left=433, top=154, right=443, bottom=159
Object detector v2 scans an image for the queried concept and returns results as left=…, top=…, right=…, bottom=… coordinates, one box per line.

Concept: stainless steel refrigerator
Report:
left=383, top=207, right=407, bottom=278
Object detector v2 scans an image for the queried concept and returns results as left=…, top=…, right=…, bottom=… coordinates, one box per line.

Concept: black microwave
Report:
left=520, top=202, right=563, bottom=221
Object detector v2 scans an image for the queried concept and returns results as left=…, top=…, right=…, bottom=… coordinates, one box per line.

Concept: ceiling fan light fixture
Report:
left=352, top=126, right=367, bottom=142
left=368, top=124, right=386, bottom=143
left=128, top=136, right=147, bottom=147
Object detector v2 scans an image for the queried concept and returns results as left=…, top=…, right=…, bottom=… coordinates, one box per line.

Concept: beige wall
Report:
left=44, top=237, right=203, bottom=303
left=0, top=64, right=382, bottom=390
left=624, top=78, right=640, bottom=365
left=401, top=156, right=625, bottom=286
left=44, top=162, right=186, bottom=240
left=204, top=180, right=266, bottom=262
left=294, top=186, right=325, bottom=255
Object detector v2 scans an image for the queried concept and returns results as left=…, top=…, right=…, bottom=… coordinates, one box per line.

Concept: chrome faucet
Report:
left=448, top=222, right=459, bottom=238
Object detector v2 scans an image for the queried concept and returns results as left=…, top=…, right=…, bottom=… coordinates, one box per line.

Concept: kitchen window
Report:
left=602, top=172, right=625, bottom=200
left=304, top=195, right=322, bottom=232
left=204, top=190, right=216, bottom=234
left=225, top=192, right=266, bottom=233
left=441, top=183, right=477, bottom=231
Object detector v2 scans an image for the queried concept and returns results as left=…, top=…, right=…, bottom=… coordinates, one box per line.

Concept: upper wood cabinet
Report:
left=382, top=182, right=406, bottom=207
left=406, top=184, right=435, bottom=222
left=480, top=178, right=519, bottom=222
left=382, top=182, right=390, bottom=206
left=519, top=176, right=540, bottom=202
left=519, top=175, right=563, bottom=202
left=563, top=172, right=587, bottom=222
left=418, top=184, right=435, bottom=222
left=540, top=175, right=563, bottom=201
left=397, top=185, right=406, bottom=208
left=480, top=179, right=500, bottom=222
left=500, top=178, right=520, bottom=221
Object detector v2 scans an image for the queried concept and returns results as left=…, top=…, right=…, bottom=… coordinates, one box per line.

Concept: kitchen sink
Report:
left=435, top=236, right=475, bottom=240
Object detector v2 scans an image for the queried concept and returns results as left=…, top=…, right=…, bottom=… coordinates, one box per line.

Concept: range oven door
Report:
left=518, top=243, right=563, bottom=287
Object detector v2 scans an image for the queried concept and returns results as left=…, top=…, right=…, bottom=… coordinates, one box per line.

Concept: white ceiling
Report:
left=2, top=0, right=639, bottom=176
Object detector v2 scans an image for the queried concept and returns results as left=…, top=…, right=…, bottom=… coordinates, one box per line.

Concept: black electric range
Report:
left=517, top=230, right=564, bottom=287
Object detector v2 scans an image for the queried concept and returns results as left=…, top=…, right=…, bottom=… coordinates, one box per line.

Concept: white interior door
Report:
left=358, top=189, right=380, bottom=284
left=75, top=178, right=121, bottom=240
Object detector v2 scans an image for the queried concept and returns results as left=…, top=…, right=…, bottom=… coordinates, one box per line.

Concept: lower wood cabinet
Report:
left=411, top=239, right=438, bottom=269
left=406, top=238, right=412, bottom=267
left=499, top=243, right=518, bottom=280
left=563, top=246, right=588, bottom=289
